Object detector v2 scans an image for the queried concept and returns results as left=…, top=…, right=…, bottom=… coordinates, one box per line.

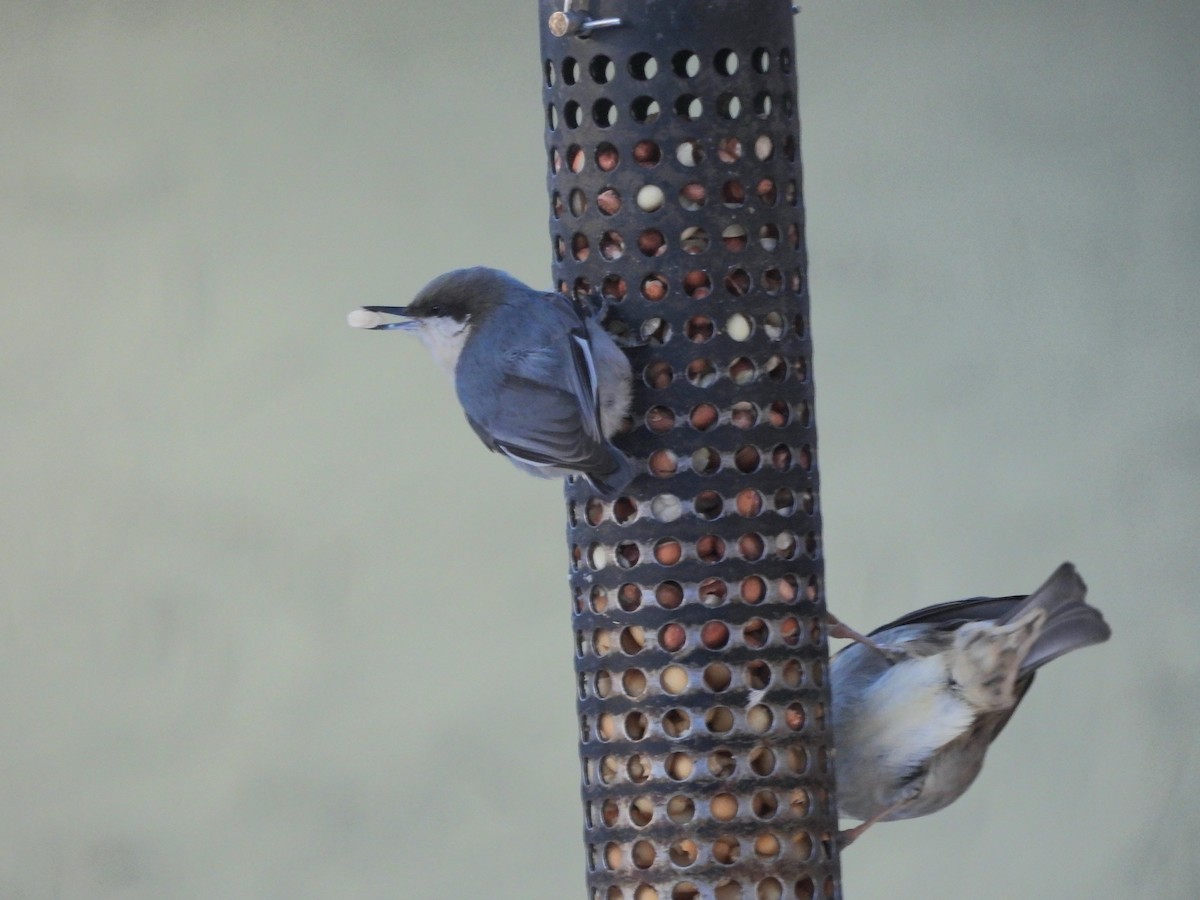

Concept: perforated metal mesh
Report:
left=542, top=2, right=841, bottom=897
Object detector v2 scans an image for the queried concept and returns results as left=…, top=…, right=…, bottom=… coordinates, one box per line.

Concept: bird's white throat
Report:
left=417, top=317, right=472, bottom=377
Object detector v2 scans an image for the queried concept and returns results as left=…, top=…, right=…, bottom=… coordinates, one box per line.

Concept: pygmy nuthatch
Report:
left=349, top=267, right=634, bottom=497
left=831, top=562, right=1110, bottom=845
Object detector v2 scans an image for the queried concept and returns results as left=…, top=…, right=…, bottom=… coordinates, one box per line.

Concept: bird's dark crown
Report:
left=406, top=266, right=521, bottom=322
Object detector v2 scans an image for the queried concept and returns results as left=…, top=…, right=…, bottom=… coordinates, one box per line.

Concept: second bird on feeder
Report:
left=349, top=267, right=634, bottom=498
left=830, top=562, right=1111, bottom=846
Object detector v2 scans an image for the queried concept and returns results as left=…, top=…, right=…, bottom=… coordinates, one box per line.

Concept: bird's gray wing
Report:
left=867, top=595, right=1028, bottom=637
left=461, top=297, right=613, bottom=472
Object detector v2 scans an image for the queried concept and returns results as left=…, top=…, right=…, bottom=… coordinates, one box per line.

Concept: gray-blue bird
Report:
left=349, top=267, right=634, bottom=497
left=831, top=562, right=1110, bottom=846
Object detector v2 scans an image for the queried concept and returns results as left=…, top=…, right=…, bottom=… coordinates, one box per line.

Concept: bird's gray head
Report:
left=349, top=267, right=517, bottom=376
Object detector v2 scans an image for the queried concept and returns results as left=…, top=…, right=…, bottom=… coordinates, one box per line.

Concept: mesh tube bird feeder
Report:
left=541, top=2, right=842, bottom=898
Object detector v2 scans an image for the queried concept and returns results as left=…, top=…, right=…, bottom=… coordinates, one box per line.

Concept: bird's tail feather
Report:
left=585, top=447, right=635, bottom=499
left=1001, top=562, right=1112, bottom=674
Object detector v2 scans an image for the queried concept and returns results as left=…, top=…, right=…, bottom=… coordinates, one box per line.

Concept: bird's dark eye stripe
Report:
left=429, top=305, right=442, bottom=316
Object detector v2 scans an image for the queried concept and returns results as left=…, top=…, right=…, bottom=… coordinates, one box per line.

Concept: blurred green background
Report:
left=2, top=2, right=1197, bottom=897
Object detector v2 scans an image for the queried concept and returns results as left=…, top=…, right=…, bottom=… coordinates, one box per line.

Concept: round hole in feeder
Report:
left=571, top=233, right=590, bottom=261
left=712, top=835, right=740, bottom=864
left=680, top=226, right=708, bottom=254
left=685, top=315, right=714, bottom=342
left=618, top=582, right=642, bottom=611
left=731, top=401, right=758, bottom=429
left=703, top=662, right=732, bottom=691
left=721, top=179, right=746, bottom=206
left=625, top=711, right=648, bottom=741
left=699, top=577, right=727, bottom=605
left=717, top=93, right=742, bottom=120
left=597, top=188, right=621, bottom=216
left=620, top=625, right=646, bottom=653
left=753, top=91, right=773, bottom=117
left=756, top=177, right=778, bottom=205
left=752, top=46, right=771, bottom=73
left=661, top=664, right=688, bottom=694
left=694, top=489, right=722, bottom=519
left=566, top=101, right=586, bottom=130
left=650, top=493, right=682, bottom=522
left=734, top=445, right=761, bottom=473
left=658, top=623, right=686, bottom=652
left=678, top=181, right=706, bottom=210
left=628, top=752, right=652, bottom=783
left=771, top=444, right=792, bottom=471
left=701, top=622, right=730, bottom=650
left=773, top=487, right=796, bottom=513
left=724, top=268, right=751, bottom=296
left=672, top=50, right=700, bottom=77
left=590, top=54, right=615, bottom=83
left=597, top=712, right=616, bottom=741
left=745, top=660, right=772, bottom=690
left=662, top=708, right=691, bottom=737
left=602, top=274, right=626, bottom=300
left=785, top=703, right=806, bottom=731
left=708, top=749, right=735, bottom=778
left=689, top=403, right=718, bottom=433
left=645, top=405, right=675, bottom=433
left=729, top=356, right=756, bottom=384
left=629, top=52, right=658, bottom=80
left=738, top=533, right=765, bottom=562
left=594, top=141, right=618, bottom=171
left=623, top=669, right=648, bottom=698
left=590, top=585, right=609, bottom=613
left=758, top=223, right=780, bottom=251
left=631, top=95, right=662, bottom=124
left=675, top=94, right=703, bottom=120
left=683, top=270, right=712, bottom=298
left=630, top=795, right=654, bottom=827
left=567, top=144, right=585, bottom=172
left=735, top=489, right=763, bottom=518
left=546, top=103, right=559, bottom=130
left=741, top=575, right=766, bottom=604
left=714, top=47, right=739, bottom=75
left=754, top=134, right=774, bottom=160
left=743, top=617, right=769, bottom=647
left=585, top=497, right=604, bottom=525
left=717, top=136, right=742, bottom=164
left=593, top=670, right=613, bottom=698
left=654, top=538, right=683, bottom=566
left=690, top=446, right=720, bottom=474
left=649, top=448, right=678, bottom=477
left=632, top=840, right=655, bottom=869
left=757, top=877, right=783, bottom=900
left=641, top=272, right=668, bottom=302
left=685, top=359, right=717, bottom=388
left=614, top=541, right=640, bottom=567
left=666, top=751, right=694, bottom=780
left=752, top=790, right=779, bottom=818
left=706, top=707, right=734, bottom=734
left=633, top=138, right=662, bottom=166
left=750, top=747, right=777, bottom=778
left=643, top=360, right=673, bottom=389
left=710, top=793, right=738, bottom=821
left=638, top=228, right=666, bottom=256
left=562, top=56, right=579, bottom=84
left=764, top=355, right=787, bottom=381
left=656, top=580, right=684, bottom=609
left=675, top=139, right=704, bottom=167
left=721, top=224, right=748, bottom=252
left=667, top=795, right=695, bottom=824
left=641, top=316, right=669, bottom=344
left=669, top=838, right=698, bottom=866
left=592, top=98, right=618, bottom=127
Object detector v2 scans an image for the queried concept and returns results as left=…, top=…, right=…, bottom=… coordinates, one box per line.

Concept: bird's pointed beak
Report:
left=347, top=306, right=419, bottom=331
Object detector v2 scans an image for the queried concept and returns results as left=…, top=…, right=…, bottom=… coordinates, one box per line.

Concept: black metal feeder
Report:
left=541, top=2, right=841, bottom=897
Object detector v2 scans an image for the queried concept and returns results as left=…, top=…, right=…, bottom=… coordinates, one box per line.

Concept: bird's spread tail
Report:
left=1000, top=562, right=1112, bottom=674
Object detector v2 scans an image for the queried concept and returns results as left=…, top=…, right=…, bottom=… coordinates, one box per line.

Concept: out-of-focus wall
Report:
left=1, top=3, right=1196, bottom=897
